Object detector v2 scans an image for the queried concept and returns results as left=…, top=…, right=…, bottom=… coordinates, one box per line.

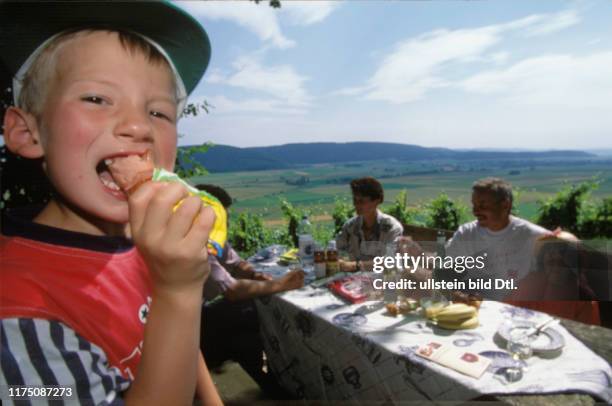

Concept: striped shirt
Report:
left=1, top=318, right=129, bottom=405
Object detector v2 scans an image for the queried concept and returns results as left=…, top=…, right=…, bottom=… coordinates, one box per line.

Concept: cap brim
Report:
left=0, top=0, right=210, bottom=101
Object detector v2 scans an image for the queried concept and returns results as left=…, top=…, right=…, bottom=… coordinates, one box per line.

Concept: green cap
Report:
left=0, top=0, right=211, bottom=113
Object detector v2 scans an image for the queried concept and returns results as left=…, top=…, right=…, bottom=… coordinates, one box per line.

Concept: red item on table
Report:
left=328, top=275, right=372, bottom=304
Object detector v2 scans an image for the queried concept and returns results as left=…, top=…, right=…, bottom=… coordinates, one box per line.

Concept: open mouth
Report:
left=96, top=159, right=122, bottom=192
left=98, top=151, right=154, bottom=195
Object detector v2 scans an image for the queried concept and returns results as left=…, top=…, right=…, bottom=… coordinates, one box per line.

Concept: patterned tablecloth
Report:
left=254, top=279, right=612, bottom=402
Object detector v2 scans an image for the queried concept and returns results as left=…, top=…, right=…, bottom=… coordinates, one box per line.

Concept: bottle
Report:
left=314, top=245, right=326, bottom=279
left=297, top=215, right=314, bottom=264
left=326, top=240, right=339, bottom=276
left=436, top=230, right=447, bottom=258
left=383, top=242, right=398, bottom=303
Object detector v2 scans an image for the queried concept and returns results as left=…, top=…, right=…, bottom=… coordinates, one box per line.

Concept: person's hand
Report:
left=339, top=259, right=357, bottom=273
left=128, top=182, right=215, bottom=297
left=396, top=236, right=424, bottom=257
left=278, top=270, right=305, bottom=291
left=253, top=271, right=274, bottom=281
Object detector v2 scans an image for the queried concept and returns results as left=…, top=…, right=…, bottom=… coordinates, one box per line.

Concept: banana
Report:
left=280, top=248, right=299, bottom=261
left=424, top=303, right=446, bottom=319
left=432, top=303, right=477, bottom=322
left=436, top=315, right=479, bottom=330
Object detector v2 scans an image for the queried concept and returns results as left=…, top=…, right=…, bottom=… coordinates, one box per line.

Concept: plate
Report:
left=497, top=320, right=565, bottom=354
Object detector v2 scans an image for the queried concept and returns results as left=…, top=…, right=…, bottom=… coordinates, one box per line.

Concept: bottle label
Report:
left=326, top=261, right=339, bottom=276
left=314, top=263, right=327, bottom=278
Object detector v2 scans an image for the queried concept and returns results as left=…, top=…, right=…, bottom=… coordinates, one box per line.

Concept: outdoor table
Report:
left=252, top=268, right=612, bottom=403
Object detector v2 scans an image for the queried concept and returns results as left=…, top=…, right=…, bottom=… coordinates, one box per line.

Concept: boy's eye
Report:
left=82, top=95, right=106, bottom=105
left=150, top=110, right=173, bottom=122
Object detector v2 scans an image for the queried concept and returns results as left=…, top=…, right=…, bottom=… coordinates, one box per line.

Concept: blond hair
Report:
left=18, top=29, right=177, bottom=117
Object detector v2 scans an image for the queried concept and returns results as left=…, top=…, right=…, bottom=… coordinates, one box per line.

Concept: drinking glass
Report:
left=504, top=320, right=535, bottom=382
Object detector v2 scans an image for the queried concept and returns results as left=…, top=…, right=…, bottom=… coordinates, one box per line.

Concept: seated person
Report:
left=196, top=184, right=303, bottom=398
left=336, top=177, right=403, bottom=272
left=507, top=230, right=603, bottom=325
left=409, top=178, right=549, bottom=301
left=441, top=177, right=550, bottom=300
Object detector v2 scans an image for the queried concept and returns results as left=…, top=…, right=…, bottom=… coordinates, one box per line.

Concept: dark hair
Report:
left=195, top=184, right=232, bottom=209
left=472, top=177, right=513, bottom=207
left=350, top=177, right=384, bottom=203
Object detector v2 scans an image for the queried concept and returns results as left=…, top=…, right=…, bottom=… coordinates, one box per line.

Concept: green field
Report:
left=191, top=159, right=612, bottom=225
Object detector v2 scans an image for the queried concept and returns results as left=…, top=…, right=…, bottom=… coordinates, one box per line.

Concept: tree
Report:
left=424, top=193, right=466, bottom=231
left=332, top=198, right=354, bottom=235
left=579, top=197, right=612, bottom=239
left=383, top=189, right=419, bottom=226
left=253, top=0, right=281, bottom=8
left=280, top=199, right=303, bottom=248
left=228, top=211, right=270, bottom=256
left=175, top=143, right=211, bottom=178
left=535, top=180, right=598, bottom=235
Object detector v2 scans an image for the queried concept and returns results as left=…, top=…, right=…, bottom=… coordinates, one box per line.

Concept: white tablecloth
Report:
left=255, top=282, right=612, bottom=402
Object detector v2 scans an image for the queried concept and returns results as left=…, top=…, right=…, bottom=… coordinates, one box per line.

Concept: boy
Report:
left=0, top=1, right=221, bottom=404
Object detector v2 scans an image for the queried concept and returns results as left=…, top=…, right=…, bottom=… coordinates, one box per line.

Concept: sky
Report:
left=176, top=0, right=612, bottom=150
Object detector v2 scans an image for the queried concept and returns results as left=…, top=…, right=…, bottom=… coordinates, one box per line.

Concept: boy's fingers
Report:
left=165, top=195, right=203, bottom=241
left=141, top=183, right=189, bottom=237
left=128, top=181, right=164, bottom=233
left=183, top=206, right=215, bottom=254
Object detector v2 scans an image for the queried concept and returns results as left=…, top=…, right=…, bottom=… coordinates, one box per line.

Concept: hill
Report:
left=187, top=142, right=595, bottom=173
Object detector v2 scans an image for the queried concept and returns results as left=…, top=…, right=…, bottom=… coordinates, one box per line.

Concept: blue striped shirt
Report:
left=1, top=318, right=130, bottom=405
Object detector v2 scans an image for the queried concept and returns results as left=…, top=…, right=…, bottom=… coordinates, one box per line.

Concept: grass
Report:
left=191, top=159, right=611, bottom=224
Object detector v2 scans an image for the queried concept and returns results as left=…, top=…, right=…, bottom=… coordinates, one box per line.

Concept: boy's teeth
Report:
left=105, top=158, right=114, bottom=165
left=101, top=177, right=120, bottom=191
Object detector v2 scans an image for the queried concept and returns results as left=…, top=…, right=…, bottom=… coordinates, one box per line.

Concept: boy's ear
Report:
left=2, top=107, right=44, bottom=158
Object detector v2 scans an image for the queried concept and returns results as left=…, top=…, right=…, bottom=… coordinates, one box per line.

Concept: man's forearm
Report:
left=230, top=261, right=256, bottom=279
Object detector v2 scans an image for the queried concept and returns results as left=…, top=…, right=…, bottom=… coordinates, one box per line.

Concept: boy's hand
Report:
left=128, top=181, right=215, bottom=296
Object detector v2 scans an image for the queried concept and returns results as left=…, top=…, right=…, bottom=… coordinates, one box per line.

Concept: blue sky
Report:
left=177, top=0, right=612, bottom=150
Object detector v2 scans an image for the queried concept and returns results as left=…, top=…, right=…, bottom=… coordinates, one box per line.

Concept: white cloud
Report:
left=206, top=55, right=310, bottom=108
left=335, top=9, right=583, bottom=104
left=280, top=1, right=341, bottom=26
left=199, top=95, right=306, bottom=115
left=178, top=1, right=339, bottom=49
left=460, top=51, right=612, bottom=109
left=362, top=27, right=500, bottom=103
left=179, top=1, right=294, bottom=49
left=587, top=38, right=602, bottom=46
left=522, top=10, right=581, bottom=37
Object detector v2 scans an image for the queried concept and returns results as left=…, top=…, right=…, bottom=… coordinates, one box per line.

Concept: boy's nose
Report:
left=115, top=107, right=154, bottom=143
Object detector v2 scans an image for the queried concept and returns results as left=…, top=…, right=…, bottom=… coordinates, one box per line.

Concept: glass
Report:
left=380, top=242, right=398, bottom=303
left=382, top=267, right=399, bottom=303
left=504, top=320, right=536, bottom=382
left=507, top=327, right=534, bottom=359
